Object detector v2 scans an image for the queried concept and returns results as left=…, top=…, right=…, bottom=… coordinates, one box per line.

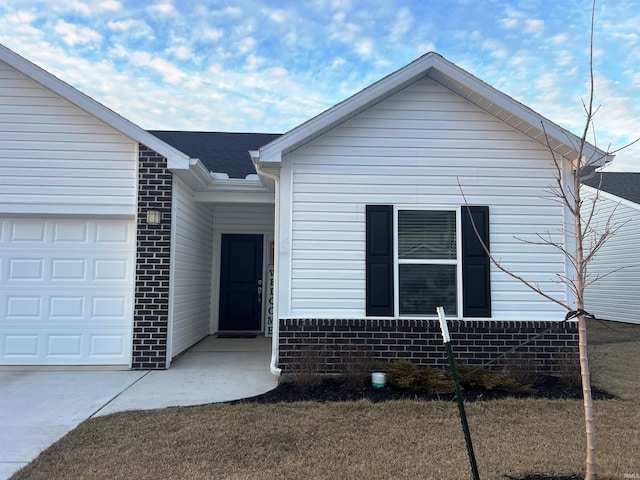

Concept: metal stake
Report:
left=437, top=306, right=480, bottom=480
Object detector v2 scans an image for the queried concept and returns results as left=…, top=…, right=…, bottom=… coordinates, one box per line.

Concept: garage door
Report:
left=0, top=217, right=135, bottom=366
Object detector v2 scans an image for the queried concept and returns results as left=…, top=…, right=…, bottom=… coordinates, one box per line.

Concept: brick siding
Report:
left=279, top=318, right=578, bottom=376
left=132, top=145, right=173, bottom=369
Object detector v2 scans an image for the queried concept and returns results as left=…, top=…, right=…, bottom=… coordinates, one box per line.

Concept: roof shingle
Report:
left=584, top=172, right=640, bottom=204
left=148, top=131, right=281, bottom=179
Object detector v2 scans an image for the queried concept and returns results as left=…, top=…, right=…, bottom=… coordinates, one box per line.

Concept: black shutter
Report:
left=366, top=205, right=394, bottom=316
left=461, top=206, right=491, bottom=317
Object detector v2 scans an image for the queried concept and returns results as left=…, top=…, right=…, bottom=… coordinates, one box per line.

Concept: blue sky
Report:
left=1, top=0, right=638, bottom=170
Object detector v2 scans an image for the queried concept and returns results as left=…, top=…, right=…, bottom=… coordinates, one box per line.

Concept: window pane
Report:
left=399, top=264, right=457, bottom=316
left=398, top=210, right=456, bottom=260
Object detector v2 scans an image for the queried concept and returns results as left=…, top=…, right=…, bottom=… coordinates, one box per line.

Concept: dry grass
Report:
left=11, top=320, right=640, bottom=480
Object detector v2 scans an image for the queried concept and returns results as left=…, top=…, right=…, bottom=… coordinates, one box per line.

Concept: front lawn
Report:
left=11, top=320, right=640, bottom=480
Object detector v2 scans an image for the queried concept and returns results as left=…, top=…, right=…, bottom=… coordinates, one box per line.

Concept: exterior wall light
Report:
left=146, top=210, right=161, bottom=226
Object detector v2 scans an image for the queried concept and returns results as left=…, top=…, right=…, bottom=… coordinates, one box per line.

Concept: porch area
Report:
left=99, top=335, right=276, bottom=415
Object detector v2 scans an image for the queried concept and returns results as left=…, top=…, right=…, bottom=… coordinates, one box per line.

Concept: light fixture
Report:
left=146, top=210, right=161, bottom=225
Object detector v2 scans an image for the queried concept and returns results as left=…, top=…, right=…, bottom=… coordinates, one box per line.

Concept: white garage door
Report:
left=0, top=217, right=135, bottom=366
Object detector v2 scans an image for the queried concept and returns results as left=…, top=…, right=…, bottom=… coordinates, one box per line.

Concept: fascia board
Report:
left=187, top=158, right=214, bottom=187
left=0, top=44, right=191, bottom=168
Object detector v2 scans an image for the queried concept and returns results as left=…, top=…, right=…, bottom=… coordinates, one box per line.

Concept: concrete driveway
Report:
left=0, top=337, right=277, bottom=479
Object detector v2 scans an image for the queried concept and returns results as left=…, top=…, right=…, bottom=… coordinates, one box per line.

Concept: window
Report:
left=397, top=210, right=458, bottom=316
left=366, top=205, right=490, bottom=318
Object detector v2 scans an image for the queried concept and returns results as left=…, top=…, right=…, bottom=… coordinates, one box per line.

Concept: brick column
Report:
left=132, top=145, right=173, bottom=369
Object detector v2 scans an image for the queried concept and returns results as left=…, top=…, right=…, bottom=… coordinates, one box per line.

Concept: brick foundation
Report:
left=278, top=318, right=578, bottom=376
left=132, top=145, right=173, bottom=369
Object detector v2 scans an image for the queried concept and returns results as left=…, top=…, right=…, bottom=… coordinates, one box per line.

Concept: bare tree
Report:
left=459, top=3, right=638, bottom=478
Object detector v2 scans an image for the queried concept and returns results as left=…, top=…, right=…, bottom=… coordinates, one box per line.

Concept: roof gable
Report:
left=257, top=52, right=610, bottom=168
left=0, top=43, right=191, bottom=169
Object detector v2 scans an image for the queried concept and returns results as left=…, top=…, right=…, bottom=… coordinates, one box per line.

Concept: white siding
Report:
left=170, top=179, right=214, bottom=357
left=0, top=60, right=137, bottom=216
left=211, top=203, right=275, bottom=330
left=280, top=78, right=568, bottom=321
left=583, top=189, right=640, bottom=324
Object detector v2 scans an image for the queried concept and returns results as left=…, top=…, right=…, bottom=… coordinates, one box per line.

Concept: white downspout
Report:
left=251, top=151, right=282, bottom=376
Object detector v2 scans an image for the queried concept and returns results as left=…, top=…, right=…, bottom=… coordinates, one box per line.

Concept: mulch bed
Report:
left=233, top=374, right=615, bottom=404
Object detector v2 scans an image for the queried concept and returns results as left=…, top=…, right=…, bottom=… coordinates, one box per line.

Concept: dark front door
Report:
left=219, top=234, right=264, bottom=331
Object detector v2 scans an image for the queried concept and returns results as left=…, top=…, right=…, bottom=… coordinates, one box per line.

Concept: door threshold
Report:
left=216, top=332, right=262, bottom=339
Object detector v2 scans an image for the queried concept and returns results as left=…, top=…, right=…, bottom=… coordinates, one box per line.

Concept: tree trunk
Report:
left=574, top=157, right=595, bottom=480
left=579, top=314, right=595, bottom=479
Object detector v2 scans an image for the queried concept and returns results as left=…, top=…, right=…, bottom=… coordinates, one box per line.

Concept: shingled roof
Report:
left=149, top=131, right=281, bottom=179
left=585, top=172, right=640, bottom=205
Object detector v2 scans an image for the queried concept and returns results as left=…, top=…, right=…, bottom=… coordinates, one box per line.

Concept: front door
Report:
left=219, top=234, right=264, bottom=331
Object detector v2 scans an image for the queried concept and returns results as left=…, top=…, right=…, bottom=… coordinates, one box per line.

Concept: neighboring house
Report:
left=0, top=43, right=611, bottom=373
left=583, top=173, right=640, bottom=324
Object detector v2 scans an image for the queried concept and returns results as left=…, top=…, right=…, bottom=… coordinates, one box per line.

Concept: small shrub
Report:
left=385, top=360, right=455, bottom=394
left=288, top=347, right=326, bottom=390
left=455, top=365, right=535, bottom=394
left=376, top=360, right=533, bottom=395
left=385, top=360, right=420, bottom=389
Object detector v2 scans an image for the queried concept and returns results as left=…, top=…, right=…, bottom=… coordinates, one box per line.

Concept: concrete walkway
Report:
left=0, top=337, right=277, bottom=480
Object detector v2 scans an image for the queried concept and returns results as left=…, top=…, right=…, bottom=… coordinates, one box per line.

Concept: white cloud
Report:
left=498, top=17, right=518, bottom=29
left=4, top=10, right=37, bottom=24
left=218, top=6, right=242, bottom=17
left=555, top=50, right=576, bottom=68
left=390, top=7, right=413, bottom=39
left=330, top=57, right=346, bottom=69
left=149, top=1, right=174, bottom=15
left=237, top=37, right=256, bottom=55
left=64, top=0, right=121, bottom=14
left=611, top=32, right=640, bottom=44
left=332, top=11, right=346, bottom=23
left=535, top=72, right=557, bottom=91
left=98, top=0, right=121, bottom=10
left=107, top=19, right=153, bottom=38
left=54, top=20, right=102, bottom=46
left=269, top=9, right=286, bottom=23
left=524, top=18, right=544, bottom=35
left=110, top=46, right=188, bottom=85
left=481, top=39, right=508, bottom=59
left=245, top=54, right=266, bottom=70
left=551, top=33, right=568, bottom=45
left=203, top=28, right=223, bottom=41
left=355, top=39, right=373, bottom=57
left=166, top=42, right=193, bottom=61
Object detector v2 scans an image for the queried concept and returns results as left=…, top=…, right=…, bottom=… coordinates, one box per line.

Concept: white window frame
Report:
left=393, top=206, right=463, bottom=318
